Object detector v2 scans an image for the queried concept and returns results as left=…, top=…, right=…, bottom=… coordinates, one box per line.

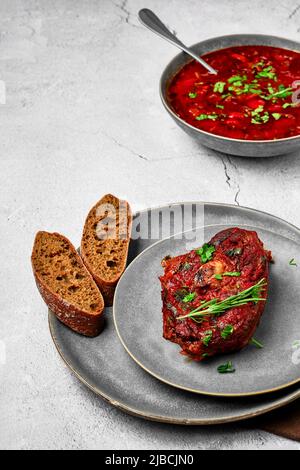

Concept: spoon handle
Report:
left=139, top=8, right=185, bottom=47
left=138, top=9, right=217, bottom=75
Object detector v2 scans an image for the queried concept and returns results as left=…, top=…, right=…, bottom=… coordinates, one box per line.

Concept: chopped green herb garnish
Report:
left=217, top=361, right=235, bottom=374
left=251, top=114, right=269, bottom=124
left=214, top=272, right=241, bottom=280
left=182, top=292, right=196, bottom=303
left=196, top=244, right=216, bottom=263
left=268, top=85, right=293, bottom=99
left=188, top=92, right=197, bottom=99
left=256, top=66, right=277, bottom=80
left=202, top=330, right=213, bottom=347
left=178, top=279, right=267, bottom=321
left=195, top=113, right=218, bottom=121
left=216, top=104, right=224, bottom=109
left=231, top=80, right=243, bottom=87
left=223, top=271, right=241, bottom=277
left=272, top=113, right=282, bottom=120
left=221, top=324, right=234, bottom=339
left=228, top=75, right=247, bottom=84
left=293, top=340, right=300, bottom=349
left=289, top=258, right=297, bottom=266
left=238, top=82, right=261, bottom=95
left=213, top=82, right=226, bottom=93
left=282, top=102, right=296, bottom=109
left=202, top=353, right=209, bottom=358
left=250, top=337, right=264, bottom=349
left=221, top=93, right=232, bottom=99
left=251, top=106, right=269, bottom=124
left=248, top=88, right=262, bottom=94
left=252, top=105, right=264, bottom=115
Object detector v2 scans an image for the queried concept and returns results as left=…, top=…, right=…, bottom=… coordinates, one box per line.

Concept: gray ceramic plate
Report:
left=49, top=202, right=300, bottom=424
left=114, top=224, right=300, bottom=397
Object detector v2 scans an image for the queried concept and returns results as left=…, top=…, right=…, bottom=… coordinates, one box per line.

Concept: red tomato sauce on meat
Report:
left=160, top=228, right=272, bottom=361
left=167, top=45, right=300, bottom=140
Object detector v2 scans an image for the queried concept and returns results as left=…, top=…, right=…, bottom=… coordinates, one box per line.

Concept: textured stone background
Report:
left=1, top=0, right=300, bottom=450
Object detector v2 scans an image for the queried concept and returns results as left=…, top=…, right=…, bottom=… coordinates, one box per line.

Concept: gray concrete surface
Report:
left=1, top=0, right=300, bottom=450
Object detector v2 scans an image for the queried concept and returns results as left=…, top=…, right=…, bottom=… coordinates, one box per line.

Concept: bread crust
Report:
left=32, top=232, right=105, bottom=337
left=81, top=195, right=132, bottom=306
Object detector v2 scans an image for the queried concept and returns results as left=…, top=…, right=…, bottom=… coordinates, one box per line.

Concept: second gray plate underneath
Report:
left=49, top=202, right=300, bottom=424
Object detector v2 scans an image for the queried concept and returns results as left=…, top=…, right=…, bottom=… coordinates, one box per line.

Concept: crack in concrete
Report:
left=94, top=127, right=149, bottom=160
left=68, top=125, right=207, bottom=163
left=220, top=155, right=232, bottom=188
left=102, top=133, right=203, bottom=162
left=116, top=0, right=130, bottom=24
left=105, top=132, right=149, bottom=161
left=288, top=4, right=300, bottom=18
left=234, top=187, right=241, bottom=206
left=220, top=155, right=241, bottom=206
left=92, top=126, right=209, bottom=163
left=113, top=0, right=142, bottom=29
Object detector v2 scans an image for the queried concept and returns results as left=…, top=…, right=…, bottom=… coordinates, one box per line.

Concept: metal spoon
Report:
left=138, top=8, right=217, bottom=75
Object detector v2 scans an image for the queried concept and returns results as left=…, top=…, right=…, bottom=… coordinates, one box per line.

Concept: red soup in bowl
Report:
left=167, top=45, right=300, bottom=140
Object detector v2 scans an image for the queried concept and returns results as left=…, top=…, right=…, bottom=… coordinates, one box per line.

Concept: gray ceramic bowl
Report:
left=160, top=34, right=300, bottom=157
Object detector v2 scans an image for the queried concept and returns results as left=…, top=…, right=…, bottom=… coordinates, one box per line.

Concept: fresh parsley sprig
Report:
left=202, top=330, right=213, bottom=346
left=196, top=244, right=215, bottom=263
left=221, top=324, right=234, bottom=339
left=182, top=292, right=196, bottom=303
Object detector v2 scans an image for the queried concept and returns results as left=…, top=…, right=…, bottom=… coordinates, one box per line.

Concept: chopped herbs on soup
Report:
left=167, top=45, right=300, bottom=140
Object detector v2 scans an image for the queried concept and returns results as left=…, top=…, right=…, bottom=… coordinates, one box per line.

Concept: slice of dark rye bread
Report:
left=81, top=194, right=132, bottom=306
left=31, top=231, right=105, bottom=337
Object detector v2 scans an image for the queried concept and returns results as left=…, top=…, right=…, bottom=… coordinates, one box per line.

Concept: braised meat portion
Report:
left=160, top=228, right=272, bottom=361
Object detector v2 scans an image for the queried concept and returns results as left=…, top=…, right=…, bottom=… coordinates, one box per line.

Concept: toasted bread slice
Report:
left=32, top=231, right=105, bottom=337
left=81, top=194, right=132, bottom=305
